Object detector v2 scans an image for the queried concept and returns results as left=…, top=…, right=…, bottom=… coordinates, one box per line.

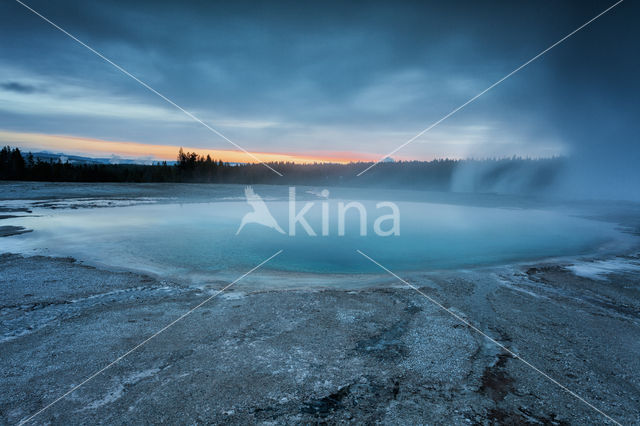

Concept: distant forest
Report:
left=0, top=146, right=564, bottom=192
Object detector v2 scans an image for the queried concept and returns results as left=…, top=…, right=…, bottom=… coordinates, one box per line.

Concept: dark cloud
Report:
left=1, top=81, right=39, bottom=94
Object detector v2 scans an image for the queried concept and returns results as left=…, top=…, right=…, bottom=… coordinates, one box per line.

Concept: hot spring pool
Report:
left=1, top=197, right=633, bottom=279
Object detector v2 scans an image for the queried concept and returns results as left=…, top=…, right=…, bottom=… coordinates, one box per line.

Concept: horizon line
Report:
left=0, top=129, right=564, bottom=166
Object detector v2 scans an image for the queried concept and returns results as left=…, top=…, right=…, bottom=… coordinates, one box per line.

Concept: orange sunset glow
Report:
left=0, top=130, right=372, bottom=164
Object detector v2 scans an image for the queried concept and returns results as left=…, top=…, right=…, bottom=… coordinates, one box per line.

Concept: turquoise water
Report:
left=1, top=197, right=632, bottom=277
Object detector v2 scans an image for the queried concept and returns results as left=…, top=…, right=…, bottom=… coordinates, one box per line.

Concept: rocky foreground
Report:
left=1, top=252, right=639, bottom=424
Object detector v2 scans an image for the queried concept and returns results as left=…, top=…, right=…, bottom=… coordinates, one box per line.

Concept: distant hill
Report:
left=29, top=151, right=176, bottom=165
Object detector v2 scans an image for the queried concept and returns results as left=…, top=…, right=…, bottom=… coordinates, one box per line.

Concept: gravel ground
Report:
left=1, top=253, right=639, bottom=424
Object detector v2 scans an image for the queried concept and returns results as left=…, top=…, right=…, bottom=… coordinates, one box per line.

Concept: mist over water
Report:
left=450, top=158, right=562, bottom=195
left=447, top=156, right=640, bottom=202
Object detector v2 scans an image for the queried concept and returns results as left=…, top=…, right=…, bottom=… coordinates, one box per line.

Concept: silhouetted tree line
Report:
left=0, top=146, right=564, bottom=192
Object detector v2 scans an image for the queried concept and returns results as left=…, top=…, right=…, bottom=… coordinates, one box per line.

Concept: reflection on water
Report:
left=1, top=198, right=633, bottom=278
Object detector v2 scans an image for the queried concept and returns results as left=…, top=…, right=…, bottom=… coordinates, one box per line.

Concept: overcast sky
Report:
left=0, top=0, right=637, bottom=171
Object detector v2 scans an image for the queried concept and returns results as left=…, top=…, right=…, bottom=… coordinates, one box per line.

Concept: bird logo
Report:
left=236, top=186, right=285, bottom=235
